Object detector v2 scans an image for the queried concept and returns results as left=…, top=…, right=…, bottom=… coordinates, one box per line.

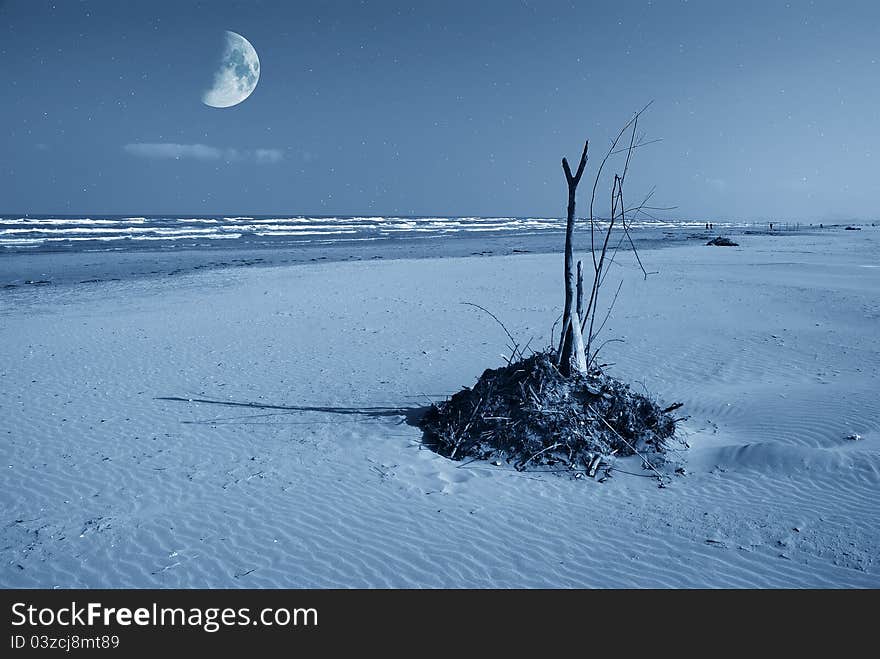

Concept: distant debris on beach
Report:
left=707, top=236, right=739, bottom=247
left=844, top=226, right=862, bottom=231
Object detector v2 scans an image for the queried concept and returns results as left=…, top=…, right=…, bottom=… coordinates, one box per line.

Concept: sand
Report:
left=1, top=227, right=878, bottom=587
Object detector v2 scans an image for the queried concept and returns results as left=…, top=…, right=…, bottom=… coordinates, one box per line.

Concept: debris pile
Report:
left=707, top=236, right=739, bottom=247
left=419, top=352, right=682, bottom=473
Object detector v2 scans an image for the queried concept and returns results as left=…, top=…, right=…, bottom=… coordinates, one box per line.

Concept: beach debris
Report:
left=422, top=110, right=679, bottom=485
left=419, top=351, right=681, bottom=479
left=706, top=236, right=739, bottom=247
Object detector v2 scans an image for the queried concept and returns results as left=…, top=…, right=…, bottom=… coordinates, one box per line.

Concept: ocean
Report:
left=0, top=215, right=752, bottom=254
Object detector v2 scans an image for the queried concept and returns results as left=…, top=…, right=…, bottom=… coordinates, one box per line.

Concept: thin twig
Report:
left=589, top=338, right=625, bottom=367
left=515, top=441, right=562, bottom=471
left=587, top=405, right=666, bottom=486
left=588, top=280, right=623, bottom=342
left=610, top=137, right=663, bottom=155
left=549, top=313, right=562, bottom=353
left=461, top=302, right=522, bottom=361
left=588, top=101, right=653, bottom=271
left=450, top=396, right=483, bottom=460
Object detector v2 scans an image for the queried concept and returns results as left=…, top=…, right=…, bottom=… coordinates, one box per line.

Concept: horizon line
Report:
left=0, top=211, right=869, bottom=224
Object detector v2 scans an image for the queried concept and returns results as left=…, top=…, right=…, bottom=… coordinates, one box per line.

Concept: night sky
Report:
left=2, top=0, right=879, bottom=220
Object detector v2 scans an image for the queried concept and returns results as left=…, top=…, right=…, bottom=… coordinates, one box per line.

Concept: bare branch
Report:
left=618, top=200, right=650, bottom=280
left=610, top=137, right=663, bottom=155
left=573, top=139, right=589, bottom=184
left=585, top=279, right=623, bottom=340
left=549, top=312, right=562, bottom=352
left=589, top=337, right=625, bottom=366
left=620, top=113, right=638, bottom=185
left=588, top=101, right=653, bottom=270
left=562, top=157, right=573, bottom=182
left=461, top=302, right=522, bottom=361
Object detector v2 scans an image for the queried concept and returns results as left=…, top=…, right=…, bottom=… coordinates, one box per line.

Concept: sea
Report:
left=0, top=215, right=758, bottom=254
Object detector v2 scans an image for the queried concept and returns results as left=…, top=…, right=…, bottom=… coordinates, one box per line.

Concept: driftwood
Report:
left=588, top=453, right=602, bottom=478
left=557, top=140, right=590, bottom=377
left=516, top=441, right=562, bottom=472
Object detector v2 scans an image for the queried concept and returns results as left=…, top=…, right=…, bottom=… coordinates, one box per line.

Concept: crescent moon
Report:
left=202, top=31, right=260, bottom=108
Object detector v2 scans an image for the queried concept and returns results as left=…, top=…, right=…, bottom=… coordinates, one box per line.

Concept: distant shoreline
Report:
left=0, top=223, right=835, bottom=291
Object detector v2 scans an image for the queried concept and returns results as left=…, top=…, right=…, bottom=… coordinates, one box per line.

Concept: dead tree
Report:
left=556, top=104, right=657, bottom=376
left=556, top=140, right=589, bottom=376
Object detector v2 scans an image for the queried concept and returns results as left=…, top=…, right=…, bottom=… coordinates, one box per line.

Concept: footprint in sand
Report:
left=397, top=458, right=476, bottom=495
left=434, top=469, right=473, bottom=494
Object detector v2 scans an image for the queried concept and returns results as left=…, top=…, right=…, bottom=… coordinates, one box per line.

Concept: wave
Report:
left=0, top=215, right=760, bottom=252
left=0, top=217, right=148, bottom=226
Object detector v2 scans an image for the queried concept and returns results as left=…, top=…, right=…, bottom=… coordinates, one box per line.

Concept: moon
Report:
left=202, top=31, right=260, bottom=108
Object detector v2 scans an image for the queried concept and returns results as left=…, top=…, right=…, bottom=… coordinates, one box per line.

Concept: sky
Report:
left=1, top=0, right=879, bottom=220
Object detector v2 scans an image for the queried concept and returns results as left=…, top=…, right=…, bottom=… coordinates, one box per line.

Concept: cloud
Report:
left=124, top=143, right=283, bottom=164
left=254, top=148, right=283, bottom=164
left=124, top=143, right=221, bottom=160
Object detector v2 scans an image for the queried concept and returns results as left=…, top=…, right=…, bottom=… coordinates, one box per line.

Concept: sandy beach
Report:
left=1, top=227, right=878, bottom=588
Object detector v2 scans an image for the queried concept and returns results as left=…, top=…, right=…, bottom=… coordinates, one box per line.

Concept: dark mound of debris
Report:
left=844, top=226, right=861, bottom=231
left=707, top=236, right=739, bottom=247
left=419, top=352, right=681, bottom=471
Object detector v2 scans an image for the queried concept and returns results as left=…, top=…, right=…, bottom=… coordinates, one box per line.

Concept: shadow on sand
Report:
left=155, top=396, right=429, bottom=429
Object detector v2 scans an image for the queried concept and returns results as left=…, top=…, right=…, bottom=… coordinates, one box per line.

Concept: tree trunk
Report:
left=557, top=140, right=589, bottom=376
